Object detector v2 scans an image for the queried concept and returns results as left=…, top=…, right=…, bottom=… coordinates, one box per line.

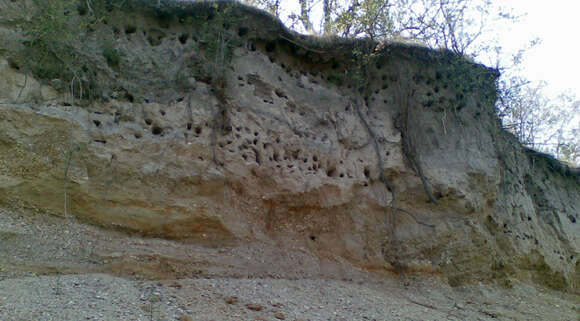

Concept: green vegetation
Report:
left=245, top=0, right=580, bottom=166
left=10, top=0, right=251, bottom=106
left=176, top=2, right=246, bottom=86
left=102, top=39, right=122, bottom=70
left=15, top=0, right=111, bottom=100
left=13, top=4, right=132, bottom=97
left=22, top=0, right=83, bottom=82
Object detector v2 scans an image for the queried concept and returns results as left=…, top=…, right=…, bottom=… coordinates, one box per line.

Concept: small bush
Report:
left=102, top=40, right=122, bottom=69
left=18, top=0, right=107, bottom=99
left=22, top=0, right=79, bottom=81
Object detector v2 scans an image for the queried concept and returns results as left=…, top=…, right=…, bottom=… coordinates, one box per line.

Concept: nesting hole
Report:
left=238, top=26, right=249, bottom=37
left=125, top=25, right=137, bottom=34
left=77, top=4, right=88, bottom=15
left=7, top=59, right=20, bottom=70
left=152, top=126, right=163, bottom=135
left=326, top=167, right=337, bottom=177
left=178, top=33, right=189, bottom=44
left=125, top=92, right=134, bottom=103
left=265, top=41, right=276, bottom=52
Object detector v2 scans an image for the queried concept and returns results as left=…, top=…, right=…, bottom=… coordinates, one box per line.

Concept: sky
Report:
left=495, top=0, right=580, bottom=148
left=495, top=0, right=580, bottom=99
left=269, top=0, right=579, bottom=159
left=276, top=0, right=580, bottom=101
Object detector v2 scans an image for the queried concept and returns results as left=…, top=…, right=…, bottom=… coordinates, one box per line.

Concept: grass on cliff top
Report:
left=525, top=148, right=580, bottom=179
left=12, top=0, right=496, bottom=92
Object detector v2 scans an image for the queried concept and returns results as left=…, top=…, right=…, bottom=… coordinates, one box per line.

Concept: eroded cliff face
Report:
left=0, top=1, right=578, bottom=292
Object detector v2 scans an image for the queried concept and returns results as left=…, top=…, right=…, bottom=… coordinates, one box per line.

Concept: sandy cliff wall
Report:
left=0, top=0, right=578, bottom=292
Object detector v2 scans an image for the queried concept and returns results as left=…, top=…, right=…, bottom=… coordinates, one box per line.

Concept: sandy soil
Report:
left=0, top=207, right=578, bottom=321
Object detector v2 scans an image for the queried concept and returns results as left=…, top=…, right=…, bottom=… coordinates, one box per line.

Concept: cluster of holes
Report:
left=142, top=115, right=165, bottom=136
left=493, top=217, right=576, bottom=262
left=498, top=218, right=576, bottom=264
left=111, top=8, right=489, bottom=114
left=103, top=17, right=419, bottom=183
left=214, top=124, right=381, bottom=187
left=116, top=13, right=256, bottom=52
left=243, top=40, right=350, bottom=94
left=89, top=107, right=172, bottom=139
left=343, top=69, right=401, bottom=108
left=223, top=68, right=395, bottom=184
left=109, top=20, right=192, bottom=53
left=89, top=105, right=215, bottom=143
left=408, top=70, right=475, bottom=112
left=551, top=249, right=576, bottom=262
left=360, top=63, right=481, bottom=115
left=184, top=119, right=205, bottom=137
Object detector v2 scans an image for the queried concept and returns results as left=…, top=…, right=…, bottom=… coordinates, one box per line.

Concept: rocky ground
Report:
left=0, top=207, right=578, bottom=321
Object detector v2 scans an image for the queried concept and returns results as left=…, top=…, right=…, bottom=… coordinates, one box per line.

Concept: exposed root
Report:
left=351, top=100, right=396, bottom=204
left=390, top=206, right=435, bottom=228
left=396, top=86, right=439, bottom=205
left=351, top=100, right=434, bottom=229
left=209, top=77, right=231, bottom=167
left=17, top=73, right=27, bottom=100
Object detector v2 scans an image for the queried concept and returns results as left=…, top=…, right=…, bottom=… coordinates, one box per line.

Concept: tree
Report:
left=244, top=0, right=502, bottom=56
left=544, top=94, right=580, bottom=165
left=498, top=76, right=580, bottom=166
left=242, top=0, right=579, bottom=166
left=243, top=0, right=281, bottom=16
